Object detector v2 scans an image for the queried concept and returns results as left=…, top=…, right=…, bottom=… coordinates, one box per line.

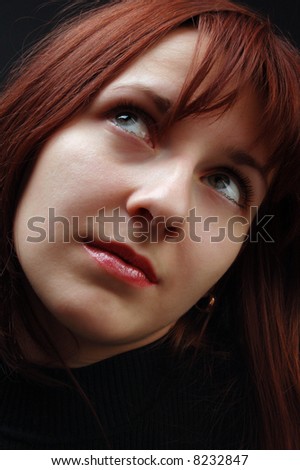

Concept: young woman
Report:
left=0, top=0, right=299, bottom=450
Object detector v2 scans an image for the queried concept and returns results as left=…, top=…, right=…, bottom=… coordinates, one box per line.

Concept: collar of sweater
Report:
left=0, top=338, right=180, bottom=445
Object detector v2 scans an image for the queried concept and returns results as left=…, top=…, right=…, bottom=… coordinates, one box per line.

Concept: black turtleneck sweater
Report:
left=0, top=338, right=255, bottom=449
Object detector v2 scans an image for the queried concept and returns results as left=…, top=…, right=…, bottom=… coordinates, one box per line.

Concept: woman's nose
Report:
left=126, top=162, right=193, bottom=224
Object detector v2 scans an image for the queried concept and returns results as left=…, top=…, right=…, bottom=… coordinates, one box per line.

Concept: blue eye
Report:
left=113, top=111, right=149, bottom=137
left=205, top=173, right=240, bottom=203
left=110, top=104, right=155, bottom=146
left=202, top=168, right=254, bottom=209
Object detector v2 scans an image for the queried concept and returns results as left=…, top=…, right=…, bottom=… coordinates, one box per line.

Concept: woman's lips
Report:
left=83, top=241, right=158, bottom=287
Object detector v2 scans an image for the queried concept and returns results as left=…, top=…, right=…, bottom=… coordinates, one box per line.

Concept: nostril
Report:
left=165, top=226, right=179, bottom=238
left=134, top=208, right=153, bottom=223
left=166, top=225, right=177, bottom=233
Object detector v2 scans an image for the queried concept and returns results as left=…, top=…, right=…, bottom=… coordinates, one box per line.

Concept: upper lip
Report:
left=86, top=240, right=158, bottom=284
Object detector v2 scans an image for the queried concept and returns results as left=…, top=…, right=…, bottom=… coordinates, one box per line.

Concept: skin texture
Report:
left=13, top=30, right=270, bottom=367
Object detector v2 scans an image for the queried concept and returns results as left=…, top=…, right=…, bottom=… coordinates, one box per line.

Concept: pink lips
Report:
left=83, top=240, right=158, bottom=287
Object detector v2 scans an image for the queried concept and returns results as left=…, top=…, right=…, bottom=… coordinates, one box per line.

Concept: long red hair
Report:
left=0, top=0, right=299, bottom=448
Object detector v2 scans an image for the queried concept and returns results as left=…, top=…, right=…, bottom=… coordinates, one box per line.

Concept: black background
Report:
left=0, top=0, right=299, bottom=84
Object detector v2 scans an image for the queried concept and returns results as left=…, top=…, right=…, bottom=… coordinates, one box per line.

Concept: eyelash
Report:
left=107, top=101, right=255, bottom=209
left=107, top=99, right=157, bottom=145
left=207, top=166, right=255, bottom=209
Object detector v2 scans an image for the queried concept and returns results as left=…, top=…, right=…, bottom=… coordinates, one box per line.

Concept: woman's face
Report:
left=14, top=29, right=270, bottom=365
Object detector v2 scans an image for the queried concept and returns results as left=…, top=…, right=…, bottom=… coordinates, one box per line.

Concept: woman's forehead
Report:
left=106, top=29, right=199, bottom=100
left=95, top=28, right=265, bottom=128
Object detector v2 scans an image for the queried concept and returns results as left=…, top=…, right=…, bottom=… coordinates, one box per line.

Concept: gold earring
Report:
left=196, top=293, right=216, bottom=311
left=207, top=294, right=216, bottom=309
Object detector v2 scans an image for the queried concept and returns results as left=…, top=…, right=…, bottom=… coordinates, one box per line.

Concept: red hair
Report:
left=0, top=0, right=299, bottom=448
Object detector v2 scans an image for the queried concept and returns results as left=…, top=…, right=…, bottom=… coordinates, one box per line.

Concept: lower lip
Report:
left=83, top=245, right=154, bottom=288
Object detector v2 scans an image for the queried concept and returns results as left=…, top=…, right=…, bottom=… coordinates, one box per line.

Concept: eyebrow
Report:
left=113, top=84, right=172, bottom=114
left=229, top=151, right=268, bottom=182
left=112, top=85, right=268, bottom=182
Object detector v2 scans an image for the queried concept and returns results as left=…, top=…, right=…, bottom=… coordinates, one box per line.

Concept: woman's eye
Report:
left=111, top=109, right=152, bottom=145
left=202, top=173, right=242, bottom=206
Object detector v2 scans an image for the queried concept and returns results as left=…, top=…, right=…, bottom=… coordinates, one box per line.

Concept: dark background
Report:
left=0, top=0, right=299, bottom=84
